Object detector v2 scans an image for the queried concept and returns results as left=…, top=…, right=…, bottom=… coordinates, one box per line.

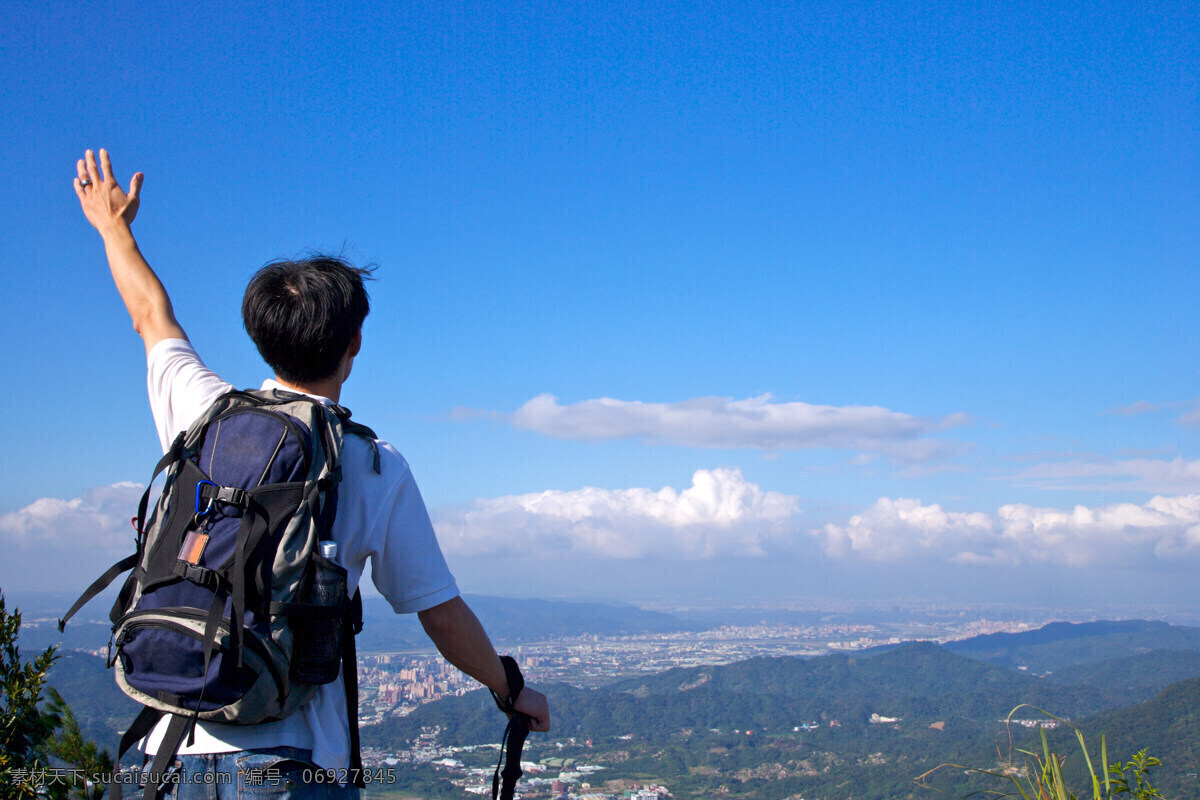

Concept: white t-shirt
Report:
left=142, top=339, right=459, bottom=770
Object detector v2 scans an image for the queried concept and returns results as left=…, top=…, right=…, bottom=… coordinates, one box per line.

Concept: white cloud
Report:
left=504, top=393, right=969, bottom=461
left=818, top=498, right=998, bottom=563
left=0, top=483, right=146, bottom=592
left=1098, top=397, right=1200, bottom=427
left=1104, top=401, right=1159, bottom=416
left=816, top=495, right=1200, bottom=567
left=0, top=482, right=144, bottom=552
left=996, top=495, right=1200, bottom=566
left=1012, top=456, right=1200, bottom=493
left=433, top=468, right=802, bottom=560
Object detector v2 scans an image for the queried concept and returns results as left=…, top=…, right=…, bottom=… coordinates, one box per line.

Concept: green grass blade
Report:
left=1100, top=734, right=1110, bottom=797
left=1074, top=728, right=1101, bottom=799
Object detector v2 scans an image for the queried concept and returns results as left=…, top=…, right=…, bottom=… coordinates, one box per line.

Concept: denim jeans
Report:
left=153, top=746, right=359, bottom=800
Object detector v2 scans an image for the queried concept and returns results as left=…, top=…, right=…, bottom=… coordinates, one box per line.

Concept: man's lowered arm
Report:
left=75, top=148, right=186, bottom=353
left=418, top=596, right=551, bottom=731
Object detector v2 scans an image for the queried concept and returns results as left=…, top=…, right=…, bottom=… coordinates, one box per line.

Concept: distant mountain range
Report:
left=942, top=619, right=1200, bottom=672
left=21, top=592, right=697, bottom=654
left=357, top=594, right=691, bottom=650
left=24, top=588, right=1200, bottom=662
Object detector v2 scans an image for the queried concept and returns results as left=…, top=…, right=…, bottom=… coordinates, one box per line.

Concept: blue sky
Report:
left=1, top=0, right=1197, bottom=613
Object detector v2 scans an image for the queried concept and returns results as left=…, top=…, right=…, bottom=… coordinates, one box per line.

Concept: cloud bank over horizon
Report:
left=0, top=482, right=145, bottom=591
left=496, top=393, right=970, bottom=462
left=5, top=478, right=1198, bottom=595
left=433, top=468, right=801, bottom=560
left=0, top=482, right=142, bottom=553
left=818, top=495, right=1200, bottom=567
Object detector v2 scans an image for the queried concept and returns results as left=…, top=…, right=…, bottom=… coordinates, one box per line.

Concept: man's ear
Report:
left=348, top=329, right=362, bottom=357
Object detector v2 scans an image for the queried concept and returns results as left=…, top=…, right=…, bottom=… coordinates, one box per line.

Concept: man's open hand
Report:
left=74, top=149, right=143, bottom=234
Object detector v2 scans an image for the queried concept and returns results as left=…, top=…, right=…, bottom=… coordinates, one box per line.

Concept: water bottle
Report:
left=292, top=541, right=347, bottom=685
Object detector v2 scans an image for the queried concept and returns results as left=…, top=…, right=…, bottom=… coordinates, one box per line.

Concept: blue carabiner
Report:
left=195, top=480, right=217, bottom=517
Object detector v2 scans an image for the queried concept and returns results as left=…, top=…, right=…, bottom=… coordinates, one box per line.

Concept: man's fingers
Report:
left=74, top=159, right=87, bottom=197
left=128, top=172, right=144, bottom=200
left=85, top=150, right=101, bottom=184
left=99, top=148, right=114, bottom=182
left=513, top=687, right=550, bottom=731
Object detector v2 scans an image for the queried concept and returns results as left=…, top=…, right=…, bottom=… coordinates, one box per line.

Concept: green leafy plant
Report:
left=1, top=592, right=58, bottom=799
left=1107, top=750, right=1163, bottom=800
left=1, top=592, right=113, bottom=799
left=916, top=704, right=1165, bottom=799
left=38, top=686, right=115, bottom=800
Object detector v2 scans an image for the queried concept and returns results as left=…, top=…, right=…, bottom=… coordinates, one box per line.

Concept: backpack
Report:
left=59, top=388, right=380, bottom=798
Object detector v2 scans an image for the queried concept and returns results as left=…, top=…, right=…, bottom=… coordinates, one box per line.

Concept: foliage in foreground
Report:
left=1, top=592, right=112, bottom=799
left=917, top=705, right=1164, bottom=799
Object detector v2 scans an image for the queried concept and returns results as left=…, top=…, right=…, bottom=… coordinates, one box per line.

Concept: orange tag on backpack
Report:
left=178, top=532, right=209, bottom=565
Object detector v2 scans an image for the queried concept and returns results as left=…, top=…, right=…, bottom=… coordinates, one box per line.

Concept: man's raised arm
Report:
left=75, top=148, right=187, bottom=353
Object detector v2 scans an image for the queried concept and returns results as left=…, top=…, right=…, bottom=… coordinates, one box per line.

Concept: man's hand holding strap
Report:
left=490, top=655, right=525, bottom=714
left=489, top=656, right=531, bottom=800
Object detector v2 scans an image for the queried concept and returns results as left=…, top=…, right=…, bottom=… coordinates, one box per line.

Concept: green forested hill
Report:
left=1044, top=648, right=1200, bottom=700
left=1011, top=677, right=1200, bottom=800
left=46, top=651, right=140, bottom=746
left=1078, top=677, right=1200, bottom=797
left=364, top=643, right=1160, bottom=800
left=945, top=620, right=1200, bottom=672
left=604, top=642, right=1125, bottom=725
left=363, top=642, right=1127, bottom=750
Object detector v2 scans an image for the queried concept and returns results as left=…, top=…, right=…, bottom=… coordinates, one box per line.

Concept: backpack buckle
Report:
left=173, top=561, right=220, bottom=590
left=195, top=482, right=248, bottom=518
left=216, top=486, right=247, bottom=510
left=195, top=480, right=218, bottom=518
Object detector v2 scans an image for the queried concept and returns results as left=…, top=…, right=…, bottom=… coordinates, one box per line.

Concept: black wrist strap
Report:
left=489, top=655, right=530, bottom=800
left=489, top=655, right=525, bottom=714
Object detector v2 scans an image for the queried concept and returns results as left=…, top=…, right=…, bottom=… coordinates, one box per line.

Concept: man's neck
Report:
left=274, top=376, right=342, bottom=404
left=273, top=342, right=355, bottom=404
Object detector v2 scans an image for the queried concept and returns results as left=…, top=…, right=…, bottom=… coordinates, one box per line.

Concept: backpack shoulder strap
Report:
left=328, top=403, right=381, bottom=475
left=343, top=422, right=380, bottom=475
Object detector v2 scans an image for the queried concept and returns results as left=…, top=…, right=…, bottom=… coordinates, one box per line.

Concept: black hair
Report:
left=242, top=254, right=374, bottom=384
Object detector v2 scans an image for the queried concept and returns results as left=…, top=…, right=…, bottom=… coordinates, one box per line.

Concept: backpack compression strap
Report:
left=140, top=713, right=192, bottom=800
left=104, top=707, right=186, bottom=800
left=489, top=655, right=532, bottom=800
